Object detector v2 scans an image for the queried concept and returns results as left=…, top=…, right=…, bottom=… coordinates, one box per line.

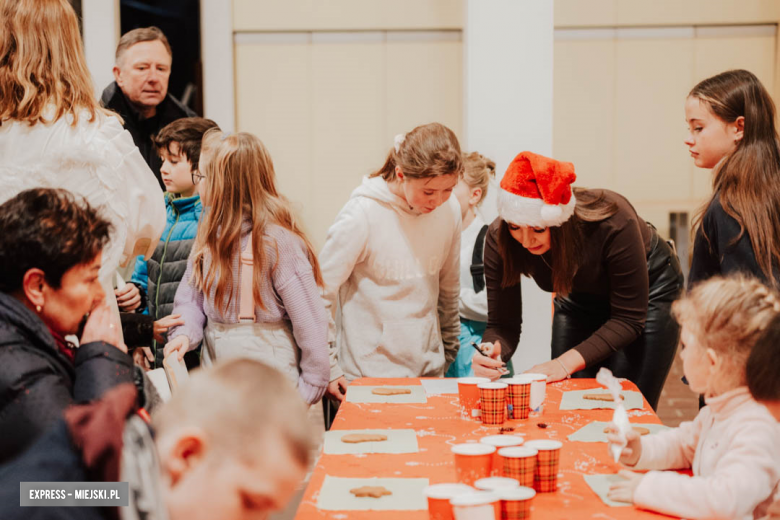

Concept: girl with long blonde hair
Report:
left=0, top=0, right=165, bottom=321
left=164, top=130, right=330, bottom=405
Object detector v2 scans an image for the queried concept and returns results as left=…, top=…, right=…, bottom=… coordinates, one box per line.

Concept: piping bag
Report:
left=596, top=367, right=630, bottom=462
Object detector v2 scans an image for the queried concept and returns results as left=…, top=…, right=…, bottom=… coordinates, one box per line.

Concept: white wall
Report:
left=200, top=0, right=236, bottom=132
left=465, top=0, right=554, bottom=371
left=81, top=0, right=119, bottom=95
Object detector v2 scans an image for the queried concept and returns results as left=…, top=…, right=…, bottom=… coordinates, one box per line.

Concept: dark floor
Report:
left=655, top=345, right=699, bottom=426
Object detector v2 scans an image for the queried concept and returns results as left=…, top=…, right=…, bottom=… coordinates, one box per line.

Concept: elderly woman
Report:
left=0, top=0, right=165, bottom=320
left=0, top=189, right=135, bottom=463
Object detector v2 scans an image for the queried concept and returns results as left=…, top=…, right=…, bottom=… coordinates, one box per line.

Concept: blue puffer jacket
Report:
left=131, top=193, right=202, bottom=367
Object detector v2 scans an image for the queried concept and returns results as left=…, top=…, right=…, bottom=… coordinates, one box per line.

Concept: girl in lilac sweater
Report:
left=607, top=275, right=780, bottom=520
left=164, top=130, right=329, bottom=404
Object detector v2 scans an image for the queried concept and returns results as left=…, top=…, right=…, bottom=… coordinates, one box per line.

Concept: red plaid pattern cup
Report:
left=452, top=444, right=496, bottom=486
left=474, top=477, right=520, bottom=493
left=507, top=378, right=532, bottom=419
left=480, top=435, right=524, bottom=477
left=458, top=377, right=490, bottom=420
left=423, top=483, right=476, bottom=520
left=478, top=382, right=508, bottom=425
left=523, top=440, right=562, bottom=492
left=450, top=492, right=500, bottom=520
left=495, top=486, right=536, bottom=520
left=498, top=446, right=538, bottom=488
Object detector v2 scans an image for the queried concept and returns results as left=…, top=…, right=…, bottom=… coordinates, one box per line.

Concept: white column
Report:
left=82, top=0, right=120, bottom=96
left=464, top=0, right=554, bottom=371
left=200, top=0, right=236, bottom=132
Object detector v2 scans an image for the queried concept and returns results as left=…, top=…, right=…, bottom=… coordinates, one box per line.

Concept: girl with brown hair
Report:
left=685, top=69, right=780, bottom=287
left=474, top=152, right=683, bottom=410
left=319, top=123, right=463, bottom=401
left=164, top=130, right=330, bottom=405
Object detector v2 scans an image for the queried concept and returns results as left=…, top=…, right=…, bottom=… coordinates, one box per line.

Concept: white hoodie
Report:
left=320, top=175, right=461, bottom=381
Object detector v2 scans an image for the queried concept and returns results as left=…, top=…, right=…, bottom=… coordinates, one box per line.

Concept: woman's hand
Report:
left=607, top=470, right=644, bottom=504
left=326, top=376, right=349, bottom=402
left=472, top=341, right=506, bottom=381
left=80, top=302, right=127, bottom=353
left=153, top=314, right=185, bottom=344
left=115, top=283, right=141, bottom=312
left=526, top=351, right=586, bottom=382
left=164, top=335, right=190, bottom=361
left=605, top=423, right=642, bottom=466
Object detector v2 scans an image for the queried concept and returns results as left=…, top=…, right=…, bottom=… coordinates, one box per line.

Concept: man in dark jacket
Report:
left=100, top=27, right=196, bottom=190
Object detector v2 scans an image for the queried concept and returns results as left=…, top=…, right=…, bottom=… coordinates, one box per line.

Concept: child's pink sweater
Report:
left=630, top=387, right=780, bottom=520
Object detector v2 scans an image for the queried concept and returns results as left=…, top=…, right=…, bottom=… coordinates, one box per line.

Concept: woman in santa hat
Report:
left=473, top=152, right=683, bottom=410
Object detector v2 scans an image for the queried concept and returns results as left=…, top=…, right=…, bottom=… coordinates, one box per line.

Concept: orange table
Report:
left=295, top=377, right=675, bottom=519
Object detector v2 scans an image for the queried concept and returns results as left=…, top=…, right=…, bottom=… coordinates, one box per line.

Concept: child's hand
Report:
left=766, top=497, right=780, bottom=520
left=164, top=336, right=190, bottom=361
left=133, top=347, right=154, bottom=370
left=607, top=470, right=644, bottom=504
left=472, top=341, right=505, bottom=380
left=115, top=283, right=141, bottom=312
left=153, top=314, right=185, bottom=344
left=326, top=376, right=349, bottom=402
left=605, top=423, right=642, bottom=466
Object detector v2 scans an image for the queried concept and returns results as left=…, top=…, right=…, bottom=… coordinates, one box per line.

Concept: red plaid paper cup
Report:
left=450, top=492, right=500, bottom=520
left=523, top=440, right=562, bottom=492
left=458, top=377, right=490, bottom=420
left=480, top=435, right=524, bottom=477
left=496, top=486, right=536, bottom=520
left=423, top=483, right=476, bottom=520
left=478, top=382, right=508, bottom=425
left=452, top=443, right=496, bottom=486
left=507, top=379, right=532, bottom=419
left=498, top=446, right=537, bottom=488
left=474, top=477, right=520, bottom=494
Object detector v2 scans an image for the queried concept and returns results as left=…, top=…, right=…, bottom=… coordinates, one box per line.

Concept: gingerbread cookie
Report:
left=583, top=393, right=623, bottom=402
left=371, top=387, right=412, bottom=396
left=341, top=434, right=388, bottom=444
left=350, top=486, right=393, bottom=498
left=603, top=426, right=650, bottom=436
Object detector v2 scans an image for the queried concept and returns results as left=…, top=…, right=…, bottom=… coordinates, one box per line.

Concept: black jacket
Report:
left=100, top=82, right=196, bottom=190
left=0, top=292, right=134, bottom=464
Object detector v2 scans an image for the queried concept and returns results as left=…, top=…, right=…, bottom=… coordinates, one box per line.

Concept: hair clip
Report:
left=394, top=133, right=406, bottom=153
left=220, top=131, right=232, bottom=141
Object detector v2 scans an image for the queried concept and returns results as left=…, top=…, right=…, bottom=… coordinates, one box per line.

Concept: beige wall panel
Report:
left=233, top=0, right=463, bottom=32
left=386, top=41, right=463, bottom=148
left=553, top=39, right=616, bottom=190
left=691, top=35, right=777, bottom=200
left=555, top=0, right=616, bottom=28
left=615, top=0, right=780, bottom=27
left=310, top=43, right=386, bottom=248
left=235, top=43, right=313, bottom=227
left=613, top=38, right=695, bottom=205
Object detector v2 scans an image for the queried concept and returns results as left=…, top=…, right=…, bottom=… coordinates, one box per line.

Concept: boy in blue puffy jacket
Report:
left=116, top=117, right=219, bottom=369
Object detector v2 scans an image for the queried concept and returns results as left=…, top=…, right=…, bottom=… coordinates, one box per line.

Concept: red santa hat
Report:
left=497, top=151, right=577, bottom=228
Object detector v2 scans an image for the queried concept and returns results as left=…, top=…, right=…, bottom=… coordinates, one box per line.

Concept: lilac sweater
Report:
left=168, top=222, right=330, bottom=404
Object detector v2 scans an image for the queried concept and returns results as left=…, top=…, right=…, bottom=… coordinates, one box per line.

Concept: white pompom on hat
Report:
left=497, top=151, right=577, bottom=228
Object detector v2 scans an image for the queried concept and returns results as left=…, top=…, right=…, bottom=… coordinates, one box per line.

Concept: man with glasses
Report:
left=117, top=118, right=219, bottom=370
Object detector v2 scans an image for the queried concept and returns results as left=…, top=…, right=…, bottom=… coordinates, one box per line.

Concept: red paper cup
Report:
left=498, top=446, right=538, bottom=488
left=474, top=477, right=520, bottom=493
left=478, top=382, right=508, bottom=425
left=458, top=377, right=490, bottom=420
left=452, top=443, right=496, bottom=485
left=480, top=435, right=524, bottom=476
left=450, top=492, right=500, bottom=520
left=423, top=483, right=476, bottom=520
left=523, top=440, right=562, bottom=492
left=507, top=378, right=532, bottom=419
left=520, top=373, right=547, bottom=414
left=496, top=486, right=536, bottom=520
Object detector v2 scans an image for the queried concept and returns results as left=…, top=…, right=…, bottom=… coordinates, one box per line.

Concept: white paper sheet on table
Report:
left=345, top=385, right=428, bottom=404
left=420, top=378, right=459, bottom=395
left=583, top=474, right=631, bottom=507
left=568, top=421, right=670, bottom=443
left=323, top=429, right=419, bottom=454
left=558, top=389, right=643, bottom=410
left=317, top=476, right=429, bottom=511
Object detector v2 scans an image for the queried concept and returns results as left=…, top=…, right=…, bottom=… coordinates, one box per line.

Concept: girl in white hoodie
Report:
left=607, top=275, right=780, bottom=520
left=320, top=123, right=463, bottom=401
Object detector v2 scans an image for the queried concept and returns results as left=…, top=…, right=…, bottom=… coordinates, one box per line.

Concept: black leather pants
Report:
left=551, top=231, right=683, bottom=410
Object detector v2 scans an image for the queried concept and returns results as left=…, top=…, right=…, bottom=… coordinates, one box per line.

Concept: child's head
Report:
left=153, top=359, right=313, bottom=520
left=154, top=117, right=220, bottom=197
left=685, top=69, right=775, bottom=169
left=672, top=275, right=780, bottom=397
left=452, top=152, right=496, bottom=221
left=747, top=314, right=780, bottom=420
left=371, top=122, right=463, bottom=214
